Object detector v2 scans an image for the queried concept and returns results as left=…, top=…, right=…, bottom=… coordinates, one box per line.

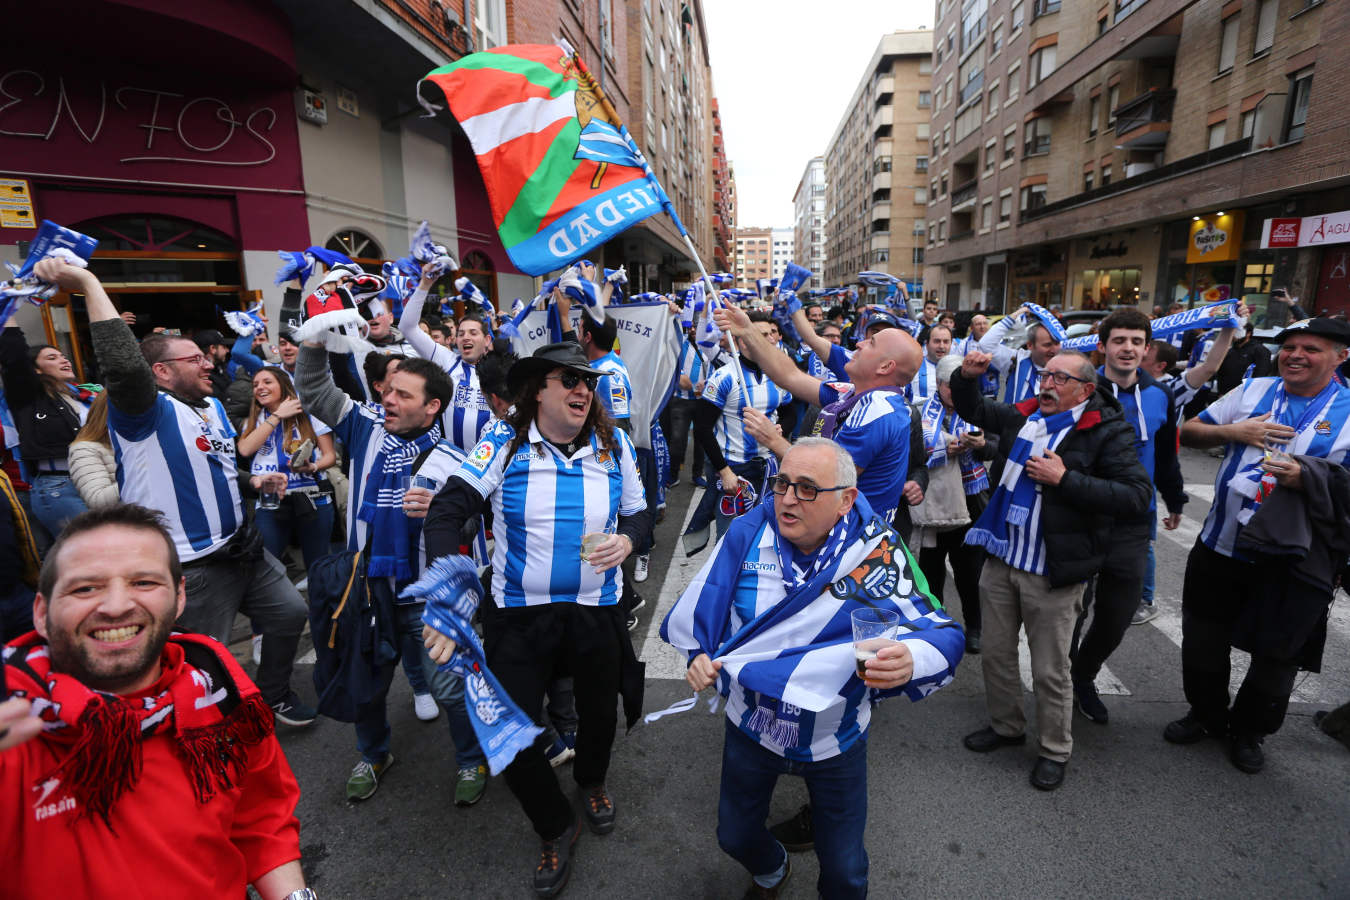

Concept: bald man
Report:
left=715, top=305, right=921, bottom=523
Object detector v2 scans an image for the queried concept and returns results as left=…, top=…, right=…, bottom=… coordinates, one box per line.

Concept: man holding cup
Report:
left=296, top=348, right=488, bottom=803
left=662, top=437, right=964, bottom=899
left=1170, top=317, right=1350, bottom=773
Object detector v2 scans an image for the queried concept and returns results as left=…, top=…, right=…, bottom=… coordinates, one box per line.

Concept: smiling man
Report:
left=0, top=504, right=309, bottom=899
left=1171, top=317, right=1350, bottom=774
left=951, top=349, right=1150, bottom=790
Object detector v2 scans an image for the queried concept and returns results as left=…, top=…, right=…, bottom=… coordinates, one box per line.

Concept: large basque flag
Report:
left=418, top=44, right=668, bottom=276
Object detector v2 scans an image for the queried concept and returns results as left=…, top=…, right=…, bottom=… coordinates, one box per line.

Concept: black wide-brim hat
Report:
left=1274, top=316, right=1350, bottom=345
left=507, top=341, right=606, bottom=397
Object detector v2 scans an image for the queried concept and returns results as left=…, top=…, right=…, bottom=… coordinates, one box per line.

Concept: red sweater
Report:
left=0, top=681, right=302, bottom=896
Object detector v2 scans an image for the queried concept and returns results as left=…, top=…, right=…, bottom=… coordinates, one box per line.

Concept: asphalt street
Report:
left=265, top=448, right=1350, bottom=899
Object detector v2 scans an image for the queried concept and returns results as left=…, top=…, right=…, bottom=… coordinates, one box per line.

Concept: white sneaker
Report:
left=634, top=554, right=650, bottom=583
left=251, top=634, right=262, bottom=666
left=413, top=693, right=440, bottom=721
left=294, top=576, right=308, bottom=593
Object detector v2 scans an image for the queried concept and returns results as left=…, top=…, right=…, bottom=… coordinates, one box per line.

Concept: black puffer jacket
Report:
left=0, top=327, right=83, bottom=464
left=950, top=370, right=1152, bottom=588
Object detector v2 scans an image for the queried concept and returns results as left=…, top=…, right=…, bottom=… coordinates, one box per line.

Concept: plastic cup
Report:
left=852, top=608, right=900, bottom=678
left=580, top=533, right=607, bottom=562
left=259, top=488, right=281, bottom=510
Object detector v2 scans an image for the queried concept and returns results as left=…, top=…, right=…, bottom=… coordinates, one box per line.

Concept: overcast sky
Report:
left=703, top=1, right=936, bottom=228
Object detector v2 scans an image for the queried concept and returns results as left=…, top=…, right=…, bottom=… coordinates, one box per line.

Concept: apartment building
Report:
left=822, top=30, right=934, bottom=296
left=793, top=158, right=827, bottom=289
left=771, top=227, right=793, bottom=280
left=924, top=0, right=1344, bottom=318
left=712, top=98, right=737, bottom=273
left=735, top=226, right=773, bottom=287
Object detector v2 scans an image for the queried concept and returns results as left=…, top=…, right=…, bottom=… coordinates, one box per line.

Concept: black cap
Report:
left=865, top=311, right=901, bottom=333
left=1274, top=317, right=1350, bottom=345
left=506, top=341, right=605, bottom=397
left=193, top=329, right=229, bottom=350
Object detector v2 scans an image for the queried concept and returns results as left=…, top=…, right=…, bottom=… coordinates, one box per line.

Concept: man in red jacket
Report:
left=0, top=503, right=313, bottom=900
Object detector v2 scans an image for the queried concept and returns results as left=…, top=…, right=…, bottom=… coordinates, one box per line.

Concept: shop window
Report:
left=327, top=230, right=383, bottom=264
left=79, top=215, right=235, bottom=253
left=1080, top=267, right=1141, bottom=309
left=1243, top=263, right=1275, bottom=295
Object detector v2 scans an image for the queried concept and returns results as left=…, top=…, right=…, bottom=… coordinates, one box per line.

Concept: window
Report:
left=1007, top=63, right=1021, bottom=101
left=1218, top=15, right=1239, bottom=73
left=473, top=0, right=507, bottom=50
left=1253, top=0, right=1277, bottom=56
left=1020, top=183, right=1047, bottom=212
left=991, top=22, right=1004, bottom=54
left=1107, top=85, right=1120, bottom=127
left=1241, top=109, right=1256, bottom=138
left=919, top=91, right=932, bottom=108
left=999, top=193, right=1013, bottom=223
left=981, top=200, right=993, bottom=230
left=961, top=0, right=988, bottom=51
left=1089, top=96, right=1100, bottom=136
left=940, top=175, right=949, bottom=196
left=1286, top=69, right=1312, bottom=141
left=985, top=139, right=997, bottom=172
left=913, top=221, right=927, bottom=236
left=913, top=248, right=926, bottom=265
left=943, top=125, right=951, bottom=149
left=1011, top=1, right=1024, bottom=32
left=917, top=122, right=931, bottom=140
left=916, top=155, right=929, bottom=172
left=1023, top=117, right=1051, bottom=155
left=1003, top=129, right=1016, bottom=160
left=919, top=58, right=933, bottom=75
left=1101, top=165, right=1112, bottom=186
left=959, top=54, right=985, bottom=105
left=987, top=82, right=1000, bottom=114
left=1207, top=121, right=1227, bottom=149
left=1028, top=44, right=1057, bottom=88
left=1115, top=0, right=1147, bottom=19
left=916, top=187, right=929, bottom=205
left=1084, top=171, right=1094, bottom=191
left=1033, top=0, right=1060, bottom=18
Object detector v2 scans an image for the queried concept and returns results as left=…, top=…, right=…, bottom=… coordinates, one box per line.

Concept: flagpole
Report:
left=565, top=45, right=752, bottom=406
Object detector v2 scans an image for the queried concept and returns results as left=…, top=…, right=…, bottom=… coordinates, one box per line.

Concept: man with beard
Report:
left=0, top=504, right=310, bottom=899
left=35, top=258, right=315, bottom=727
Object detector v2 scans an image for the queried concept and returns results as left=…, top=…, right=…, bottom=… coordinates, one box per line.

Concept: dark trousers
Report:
left=919, top=526, right=984, bottom=635
left=484, top=602, right=624, bottom=840
left=663, top=396, right=703, bottom=479
left=1070, top=527, right=1149, bottom=683
left=1180, top=541, right=1306, bottom=736
left=635, top=447, right=658, bottom=556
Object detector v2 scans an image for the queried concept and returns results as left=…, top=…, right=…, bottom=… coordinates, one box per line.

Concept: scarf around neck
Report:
left=817, top=385, right=907, bottom=440
left=1, top=631, right=274, bottom=826
left=358, top=420, right=443, bottom=580
left=1232, top=379, right=1342, bottom=524
left=921, top=394, right=989, bottom=494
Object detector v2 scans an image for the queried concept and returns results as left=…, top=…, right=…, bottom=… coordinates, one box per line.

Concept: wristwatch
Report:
left=285, top=890, right=318, bottom=900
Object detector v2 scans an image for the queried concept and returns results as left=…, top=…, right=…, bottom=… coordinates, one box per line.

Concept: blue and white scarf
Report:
left=1231, top=379, right=1341, bottom=525
left=356, top=421, right=442, bottom=580
left=1024, top=302, right=1067, bottom=342
left=405, top=556, right=543, bottom=775
left=659, top=495, right=957, bottom=746
left=964, top=401, right=1086, bottom=559
left=921, top=394, right=989, bottom=494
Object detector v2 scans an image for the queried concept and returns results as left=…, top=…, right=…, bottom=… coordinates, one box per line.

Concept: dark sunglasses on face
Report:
left=547, top=371, right=599, bottom=392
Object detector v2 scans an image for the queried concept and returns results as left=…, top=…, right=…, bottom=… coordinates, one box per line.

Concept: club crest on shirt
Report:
left=1315, top=419, right=1332, bottom=436
left=595, top=448, right=616, bottom=471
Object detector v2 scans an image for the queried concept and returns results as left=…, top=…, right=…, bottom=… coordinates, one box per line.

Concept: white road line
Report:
left=1016, top=634, right=1130, bottom=697
left=640, top=488, right=708, bottom=679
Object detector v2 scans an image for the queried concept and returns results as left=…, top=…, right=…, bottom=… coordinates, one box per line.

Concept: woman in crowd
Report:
left=67, top=392, right=119, bottom=509
left=237, top=366, right=338, bottom=570
left=0, top=321, right=98, bottom=535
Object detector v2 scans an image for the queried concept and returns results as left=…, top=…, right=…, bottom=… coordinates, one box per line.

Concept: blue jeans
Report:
left=1141, top=519, right=1158, bottom=606
left=29, top=474, right=87, bottom=538
left=354, top=601, right=485, bottom=768
left=253, top=495, right=335, bottom=570
left=717, top=720, right=869, bottom=900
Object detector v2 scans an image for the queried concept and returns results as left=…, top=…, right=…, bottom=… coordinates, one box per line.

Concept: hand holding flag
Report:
left=559, top=264, right=605, bottom=324
left=224, top=300, right=268, bottom=338
left=410, top=221, right=458, bottom=280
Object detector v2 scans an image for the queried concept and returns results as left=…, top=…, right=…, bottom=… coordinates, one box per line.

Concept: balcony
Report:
left=870, top=233, right=891, bottom=252
left=1113, top=87, right=1176, bottom=148
left=872, top=171, right=892, bottom=193
left=873, top=141, right=893, bottom=163
left=873, top=76, right=894, bottom=107
left=871, top=203, right=891, bottom=222
left=949, top=229, right=975, bottom=242
left=873, top=107, right=893, bottom=131
left=950, top=179, right=978, bottom=211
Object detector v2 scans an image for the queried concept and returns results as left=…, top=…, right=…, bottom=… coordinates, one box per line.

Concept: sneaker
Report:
left=580, top=784, right=616, bottom=834
left=1074, top=679, right=1109, bottom=725
left=627, top=593, right=647, bottom=614
left=1164, top=710, right=1226, bottom=745
left=251, top=634, right=262, bottom=666
left=346, top=752, right=394, bottom=801
left=546, top=735, right=576, bottom=767
left=294, top=576, right=308, bottom=593
left=1229, top=733, right=1265, bottom=774
left=413, top=692, right=440, bottom=722
left=533, top=815, right=581, bottom=897
left=1131, top=604, right=1159, bottom=625
left=768, top=803, right=813, bottom=852
left=666, top=476, right=681, bottom=488
left=454, top=764, right=488, bottom=806
left=271, top=691, right=318, bottom=727
left=692, top=475, right=708, bottom=488
left=626, top=611, right=639, bottom=632
left=634, top=554, right=651, bottom=583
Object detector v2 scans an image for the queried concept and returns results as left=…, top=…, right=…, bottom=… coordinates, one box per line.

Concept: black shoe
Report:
left=271, top=691, right=318, bottom=727
left=963, top=726, right=1027, bottom=752
left=1074, top=679, right=1109, bottom=725
left=768, top=803, right=813, bottom=853
left=1030, top=757, right=1067, bottom=791
left=964, top=631, right=982, bottom=655
left=625, top=612, right=639, bottom=632
left=533, top=816, right=581, bottom=897
left=1229, top=733, right=1265, bottom=774
left=741, top=855, right=791, bottom=899
left=1164, top=710, right=1226, bottom=745
left=580, top=784, right=616, bottom=835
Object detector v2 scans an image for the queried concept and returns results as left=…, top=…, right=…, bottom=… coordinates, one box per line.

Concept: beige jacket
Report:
left=68, top=440, right=120, bottom=509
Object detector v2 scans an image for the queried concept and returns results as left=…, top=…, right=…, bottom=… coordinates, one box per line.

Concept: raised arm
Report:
left=791, top=306, right=833, bottom=361
left=975, top=308, right=1021, bottom=371
left=713, top=304, right=824, bottom=404
left=397, top=268, right=443, bottom=362
left=295, top=344, right=354, bottom=430
left=949, top=350, right=1025, bottom=435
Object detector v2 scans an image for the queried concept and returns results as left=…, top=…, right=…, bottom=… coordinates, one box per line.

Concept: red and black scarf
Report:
left=2, top=631, right=275, bottom=826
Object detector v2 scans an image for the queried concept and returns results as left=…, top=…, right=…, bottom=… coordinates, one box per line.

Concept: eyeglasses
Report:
left=769, top=475, right=848, bottom=502
left=546, top=372, right=599, bottom=392
left=1036, top=369, right=1091, bottom=387
left=159, top=354, right=210, bottom=368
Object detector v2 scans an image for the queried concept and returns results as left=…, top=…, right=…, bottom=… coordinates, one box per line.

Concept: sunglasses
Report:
left=546, top=371, right=599, bottom=392
left=769, top=475, right=848, bottom=502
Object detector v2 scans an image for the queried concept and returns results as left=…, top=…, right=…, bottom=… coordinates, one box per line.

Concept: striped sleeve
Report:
left=453, top=420, right=515, bottom=498
left=616, top=429, right=646, bottom=515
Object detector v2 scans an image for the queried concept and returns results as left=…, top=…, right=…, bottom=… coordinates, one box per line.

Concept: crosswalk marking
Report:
left=640, top=487, right=709, bottom=681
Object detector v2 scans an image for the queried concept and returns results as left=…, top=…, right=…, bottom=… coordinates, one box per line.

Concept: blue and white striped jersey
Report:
left=444, top=357, right=494, bottom=455
left=108, top=393, right=241, bottom=562
left=248, top=412, right=332, bottom=497
left=906, top=358, right=939, bottom=405
left=710, top=518, right=954, bottom=762
left=1197, top=377, right=1350, bottom=558
left=674, top=340, right=705, bottom=400
left=815, top=383, right=911, bottom=522
left=592, top=351, right=633, bottom=421
left=455, top=419, right=646, bottom=607
left=702, top=366, right=792, bottom=465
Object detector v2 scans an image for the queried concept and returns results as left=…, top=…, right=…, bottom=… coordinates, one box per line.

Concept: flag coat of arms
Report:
left=419, top=44, right=668, bottom=276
